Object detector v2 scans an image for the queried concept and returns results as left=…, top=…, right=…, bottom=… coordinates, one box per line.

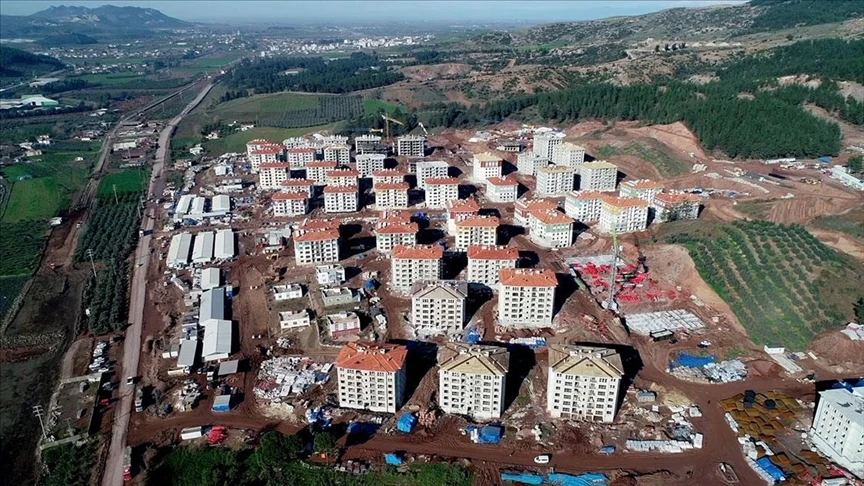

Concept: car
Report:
left=534, top=454, right=551, bottom=464
left=126, top=376, right=137, bottom=386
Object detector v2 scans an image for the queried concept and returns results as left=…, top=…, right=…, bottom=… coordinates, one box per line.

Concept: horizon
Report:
left=1, top=1, right=747, bottom=24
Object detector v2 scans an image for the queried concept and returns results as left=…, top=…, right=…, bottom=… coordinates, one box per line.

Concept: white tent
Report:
left=200, top=268, right=221, bottom=291
left=202, top=319, right=233, bottom=361
left=191, top=231, right=215, bottom=263
left=167, top=233, right=193, bottom=268
left=214, top=229, right=235, bottom=259
left=199, top=287, right=226, bottom=322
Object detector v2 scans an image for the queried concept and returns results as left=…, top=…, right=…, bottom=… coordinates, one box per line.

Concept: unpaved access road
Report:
left=101, top=82, right=213, bottom=486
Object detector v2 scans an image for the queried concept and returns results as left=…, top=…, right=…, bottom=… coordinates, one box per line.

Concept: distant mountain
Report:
left=0, top=5, right=190, bottom=37
left=469, top=0, right=863, bottom=49
left=0, top=46, right=64, bottom=79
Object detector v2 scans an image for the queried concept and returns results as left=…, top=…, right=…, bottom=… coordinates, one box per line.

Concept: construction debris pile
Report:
left=626, top=404, right=704, bottom=453
left=840, top=322, right=863, bottom=341
left=721, top=390, right=804, bottom=439
left=669, top=353, right=748, bottom=383
left=624, top=310, right=707, bottom=336
left=570, top=257, right=686, bottom=307
left=254, top=356, right=332, bottom=402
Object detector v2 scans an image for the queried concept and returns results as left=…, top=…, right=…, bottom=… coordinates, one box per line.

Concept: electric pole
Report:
left=32, top=405, right=48, bottom=440
left=87, top=249, right=98, bottom=279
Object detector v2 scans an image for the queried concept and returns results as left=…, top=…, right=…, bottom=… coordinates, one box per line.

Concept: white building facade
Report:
left=411, top=281, right=467, bottom=336
left=439, top=343, right=509, bottom=420
left=498, top=268, right=557, bottom=328
left=547, top=345, right=624, bottom=423
left=391, top=245, right=444, bottom=293
left=466, top=245, right=519, bottom=287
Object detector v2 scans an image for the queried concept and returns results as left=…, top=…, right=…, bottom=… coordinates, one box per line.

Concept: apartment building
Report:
left=652, top=192, right=701, bottom=222
left=326, top=168, right=360, bottom=187
left=258, top=162, right=290, bottom=190
left=472, top=152, right=503, bottom=182
left=323, top=144, right=351, bottom=165
left=546, top=345, right=624, bottom=423
left=354, top=134, right=386, bottom=155
left=533, top=132, right=563, bottom=159
left=564, top=191, right=605, bottom=222
left=355, top=153, right=386, bottom=177
left=280, top=178, right=315, bottom=198
left=306, top=160, right=338, bottom=185
left=455, top=216, right=499, bottom=250
left=249, top=145, right=282, bottom=173
left=438, top=343, right=509, bottom=420
left=336, top=342, right=408, bottom=414
left=485, top=176, right=518, bottom=203
left=619, top=179, right=663, bottom=203
left=579, top=161, right=618, bottom=192
left=810, top=385, right=864, bottom=478
left=396, top=135, right=426, bottom=157
left=447, top=198, right=481, bottom=235
left=374, top=182, right=410, bottom=210
left=286, top=147, right=317, bottom=169
left=416, top=160, right=450, bottom=189
left=598, top=196, right=649, bottom=234
left=391, top=244, right=444, bottom=293
left=536, top=165, right=576, bottom=196
left=272, top=191, right=308, bottom=217
left=498, top=268, right=557, bottom=328
left=246, top=139, right=274, bottom=154
left=411, top=280, right=467, bottom=336
left=321, top=135, right=349, bottom=145
left=282, top=137, right=313, bottom=150
left=551, top=142, right=586, bottom=169
left=466, top=245, right=518, bottom=287
left=425, top=177, right=460, bottom=209
left=528, top=209, right=575, bottom=248
left=296, top=217, right=340, bottom=235
left=516, top=153, right=549, bottom=176
left=324, top=185, right=358, bottom=213
left=372, top=168, right=407, bottom=186
left=294, top=229, right=339, bottom=265
left=375, top=222, right=417, bottom=253
left=514, top=198, right=559, bottom=226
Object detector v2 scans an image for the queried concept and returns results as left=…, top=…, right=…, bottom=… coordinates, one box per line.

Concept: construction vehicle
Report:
left=381, top=114, right=404, bottom=143
left=134, top=388, right=144, bottom=412
left=418, top=122, right=429, bottom=136
left=123, top=446, right=133, bottom=482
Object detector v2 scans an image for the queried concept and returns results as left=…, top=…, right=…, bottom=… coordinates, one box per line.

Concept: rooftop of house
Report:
left=602, top=196, right=650, bottom=209
left=446, top=199, right=481, bottom=213
left=287, top=147, right=317, bottom=154
left=558, top=141, right=586, bottom=151
left=377, top=210, right=414, bottom=225
left=486, top=176, right=518, bottom=187
left=499, top=267, right=557, bottom=287
left=374, top=182, right=410, bottom=191
left=260, top=162, right=290, bottom=170
left=456, top=215, right=500, bottom=228
left=294, top=228, right=339, bottom=242
left=411, top=280, right=468, bottom=300
left=307, top=160, right=339, bottom=168
left=473, top=152, right=502, bottom=163
left=567, top=190, right=607, bottom=201
left=467, top=244, right=519, bottom=260
left=425, top=177, right=461, bottom=186
left=324, top=185, right=358, bottom=194
left=272, top=191, right=307, bottom=201
left=327, top=169, right=361, bottom=178
left=392, top=244, right=444, bottom=260
left=438, top=343, right=509, bottom=376
left=373, top=168, right=408, bottom=177
left=298, top=218, right=340, bottom=232
left=621, top=179, right=663, bottom=190
left=538, top=165, right=576, bottom=174
left=582, top=160, right=618, bottom=170
left=530, top=209, right=575, bottom=225
left=548, top=345, right=624, bottom=379
left=281, top=178, right=315, bottom=187
left=376, top=222, right=418, bottom=234
left=251, top=146, right=283, bottom=155
left=515, top=198, right=559, bottom=212
left=654, top=192, right=701, bottom=204
left=336, top=342, right=408, bottom=372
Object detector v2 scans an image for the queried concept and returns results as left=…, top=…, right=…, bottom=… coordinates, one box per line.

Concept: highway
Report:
left=101, top=82, right=213, bottom=486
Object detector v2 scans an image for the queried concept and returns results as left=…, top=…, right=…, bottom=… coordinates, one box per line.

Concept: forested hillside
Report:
left=0, top=46, right=64, bottom=80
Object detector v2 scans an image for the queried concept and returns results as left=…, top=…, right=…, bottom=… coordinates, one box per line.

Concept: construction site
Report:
left=59, top=116, right=864, bottom=486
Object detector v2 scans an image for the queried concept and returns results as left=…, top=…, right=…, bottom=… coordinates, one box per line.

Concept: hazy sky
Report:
left=0, top=1, right=746, bottom=23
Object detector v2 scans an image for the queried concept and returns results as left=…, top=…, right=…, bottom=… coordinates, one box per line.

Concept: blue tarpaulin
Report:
left=364, top=279, right=377, bottom=290
left=385, top=453, right=404, bottom=465
left=476, top=424, right=503, bottom=444
left=501, top=472, right=544, bottom=485
left=755, top=457, right=786, bottom=482
left=670, top=353, right=716, bottom=369
left=465, top=328, right=481, bottom=344
left=547, top=472, right=608, bottom=486
left=818, top=156, right=832, bottom=163
left=397, top=413, right=417, bottom=433
left=599, top=446, right=616, bottom=454
left=348, top=422, right=379, bottom=437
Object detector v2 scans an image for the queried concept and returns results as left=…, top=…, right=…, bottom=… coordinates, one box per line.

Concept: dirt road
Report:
left=101, top=82, right=213, bottom=486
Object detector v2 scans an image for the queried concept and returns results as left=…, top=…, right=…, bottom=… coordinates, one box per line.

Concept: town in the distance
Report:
left=0, top=1, right=863, bottom=486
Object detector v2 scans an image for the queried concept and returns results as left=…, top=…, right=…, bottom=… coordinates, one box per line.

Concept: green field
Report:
left=595, top=139, right=690, bottom=177
left=203, top=124, right=339, bottom=155
left=664, top=220, right=864, bottom=350
left=364, top=98, right=407, bottom=115
left=210, top=92, right=363, bottom=128
left=98, top=170, right=148, bottom=196
left=735, top=199, right=777, bottom=220
left=0, top=221, right=49, bottom=276
left=0, top=275, right=30, bottom=321
left=2, top=178, right=63, bottom=223
left=76, top=72, right=144, bottom=86
left=811, top=207, right=864, bottom=239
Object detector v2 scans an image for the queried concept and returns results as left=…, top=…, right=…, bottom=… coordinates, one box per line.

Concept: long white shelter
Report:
left=214, top=229, right=235, bottom=259
left=201, top=319, right=233, bottom=362
left=192, top=231, right=215, bottom=264
left=167, top=232, right=193, bottom=268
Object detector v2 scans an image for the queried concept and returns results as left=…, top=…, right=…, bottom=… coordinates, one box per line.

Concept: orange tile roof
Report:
left=456, top=215, right=500, bottom=228
left=487, top=176, right=518, bottom=186
left=515, top=199, right=558, bottom=212
left=328, top=169, right=360, bottom=178
left=298, top=218, right=340, bottom=232
left=324, top=185, right=357, bottom=194
left=374, top=182, right=410, bottom=190
left=335, top=342, right=408, bottom=372
left=425, top=177, right=461, bottom=186
left=248, top=139, right=272, bottom=144
left=272, top=192, right=307, bottom=201
left=567, top=190, right=606, bottom=200
left=602, top=196, right=649, bottom=209
left=294, top=228, right=339, bottom=242
left=259, top=162, right=290, bottom=170
left=373, top=169, right=407, bottom=177
left=530, top=209, right=574, bottom=225
left=251, top=146, right=283, bottom=155
left=622, top=179, right=663, bottom=190
left=376, top=222, right=418, bottom=234
left=281, top=178, right=315, bottom=187
left=500, top=268, right=557, bottom=287
left=446, top=199, right=481, bottom=213
left=377, top=210, right=413, bottom=226
left=391, top=244, right=444, bottom=260
left=654, top=192, right=700, bottom=204
left=307, top=161, right=338, bottom=168
left=467, top=245, right=518, bottom=260
left=287, top=147, right=317, bottom=154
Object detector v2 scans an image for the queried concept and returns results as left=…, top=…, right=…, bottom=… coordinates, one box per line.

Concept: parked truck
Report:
left=123, top=446, right=132, bottom=482
left=134, top=388, right=144, bottom=413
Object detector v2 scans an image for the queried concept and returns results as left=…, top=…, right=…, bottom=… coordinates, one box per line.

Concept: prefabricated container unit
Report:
left=176, top=194, right=194, bottom=215
left=211, top=194, right=230, bottom=213
left=214, top=229, right=235, bottom=259
left=180, top=426, right=203, bottom=440
left=212, top=395, right=232, bottom=412
left=167, top=232, right=193, bottom=268
left=190, top=196, right=207, bottom=215
left=200, top=268, right=221, bottom=291
left=192, top=231, right=215, bottom=264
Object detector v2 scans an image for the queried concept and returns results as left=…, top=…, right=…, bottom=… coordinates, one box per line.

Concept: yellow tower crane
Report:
left=381, top=114, right=404, bottom=145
